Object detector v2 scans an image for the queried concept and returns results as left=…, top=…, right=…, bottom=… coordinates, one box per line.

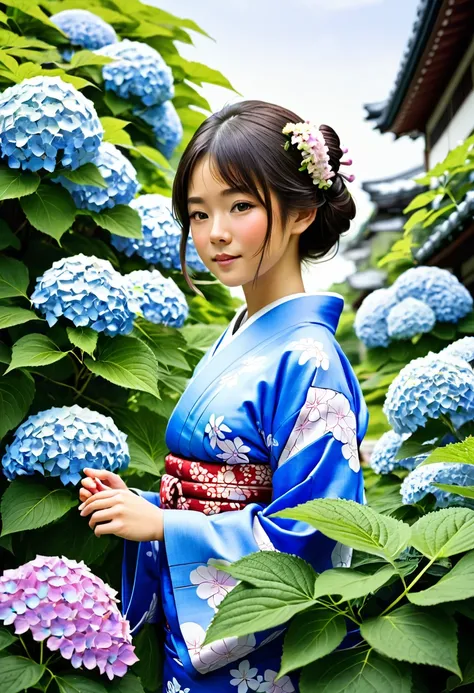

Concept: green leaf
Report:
left=0, top=342, right=11, bottom=364
left=129, top=144, right=170, bottom=169
left=433, top=483, right=474, bottom=499
left=167, top=55, right=238, bottom=92
left=106, top=673, right=145, bottom=693
left=84, top=336, right=159, bottom=398
left=113, top=408, right=167, bottom=477
left=279, top=606, right=346, bottom=677
left=300, top=649, right=412, bottom=693
left=132, top=625, right=162, bottom=693
left=0, top=656, right=45, bottom=693
left=423, top=203, right=457, bottom=228
left=403, top=189, right=441, bottom=214
left=0, top=370, right=35, bottom=440
left=403, top=207, right=431, bottom=234
left=313, top=565, right=397, bottom=602
left=408, top=549, right=474, bottom=606
left=411, top=507, right=474, bottom=558
left=87, top=205, right=142, bottom=238
left=1, top=0, right=56, bottom=27
left=0, top=166, right=40, bottom=200
left=457, top=312, right=474, bottom=334
left=59, top=163, right=108, bottom=189
left=180, top=323, right=225, bottom=350
left=1, top=480, right=76, bottom=536
left=0, top=221, right=20, bottom=251
left=431, top=323, right=457, bottom=340
left=0, top=628, right=16, bottom=651
left=56, top=675, right=107, bottom=693
left=421, top=438, right=474, bottom=467
left=5, top=334, right=68, bottom=373
left=20, top=184, right=76, bottom=242
left=361, top=604, right=460, bottom=675
left=103, top=91, right=130, bottom=116
left=0, top=257, right=30, bottom=300
left=173, top=82, right=211, bottom=112
left=101, top=116, right=132, bottom=146
left=203, top=582, right=316, bottom=645
left=133, top=319, right=190, bottom=370
left=0, top=306, right=40, bottom=329
left=70, top=49, right=114, bottom=68
left=272, top=499, right=410, bottom=560
left=67, top=327, right=99, bottom=356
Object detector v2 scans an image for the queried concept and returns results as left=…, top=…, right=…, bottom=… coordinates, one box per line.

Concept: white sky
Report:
left=152, top=0, right=424, bottom=293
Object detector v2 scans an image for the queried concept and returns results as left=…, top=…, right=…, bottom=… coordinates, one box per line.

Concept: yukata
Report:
left=122, top=292, right=368, bottom=693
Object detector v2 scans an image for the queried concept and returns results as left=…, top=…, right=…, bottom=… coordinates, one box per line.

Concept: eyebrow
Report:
left=187, top=187, right=246, bottom=205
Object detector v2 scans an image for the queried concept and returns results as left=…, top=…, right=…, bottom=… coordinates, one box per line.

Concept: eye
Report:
left=189, top=211, right=208, bottom=221
left=232, top=202, right=254, bottom=213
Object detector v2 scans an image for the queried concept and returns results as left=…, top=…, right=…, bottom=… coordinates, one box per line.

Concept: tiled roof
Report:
left=415, top=191, right=474, bottom=262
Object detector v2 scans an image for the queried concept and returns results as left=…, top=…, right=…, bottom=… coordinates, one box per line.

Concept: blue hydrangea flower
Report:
left=354, top=288, right=398, bottom=348
left=50, top=9, right=117, bottom=52
left=440, top=337, right=474, bottom=364
left=401, top=461, right=474, bottom=508
left=110, top=194, right=207, bottom=272
left=369, top=430, right=418, bottom=475
left=31, top=254, right=138, bottom=336
left=1, top=405, right=129, bottom=485
left=0, top=76, right=103, bottom=173
left=55, top=142, right=139, bottom=212
left=383, top=352, right=474, bottom=434
left=134, top=101, right=183, bottom=159
left=387, top=297, right=436, bottom=340
left=123, top=269, right=189, bottom=328
left=393, top=266, right=473, bottom=324
left=97, top=40, right=174, bottom=107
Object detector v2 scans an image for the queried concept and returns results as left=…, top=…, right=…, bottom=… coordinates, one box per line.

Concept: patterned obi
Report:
left=159, top=453, right=273, bottom=514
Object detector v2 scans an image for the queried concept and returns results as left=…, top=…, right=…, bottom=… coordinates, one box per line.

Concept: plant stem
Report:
left=18, top=635, right=32, bottom=659
left=440, top=415, right=463, bottom=442
left=73, top=371, right=93, bottom=401
left=44, top=669, right=56, bottom=693
left=30, top=370, right=114, bottom=413
left=39, top=640, right=43, bottom=665
left=380, top=557, right=436, bottom=615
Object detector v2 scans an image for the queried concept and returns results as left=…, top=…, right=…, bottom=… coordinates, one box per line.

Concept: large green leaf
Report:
left=0, top=257, right=29, bottom=299
left=133, top=624, right=162, bottom=693
left=101, top=116, right=132, bottom=146
left=0, top=306, right=40, bottom=329
left=56, top=675, right=107, bottom=693
left=20, top=184, right=76, bottom=242
left=300, top=649, right=412, bottom=693
left=87, top=205, right=142, bottom=238
left=59, top=163, right=108, bottom=189
left=1, top=0, right=57, bottom=27
left=421, top=438, right=474, bottom=467
left=279, top=606, right=346, bottom=677
left=0, top=166, right=39, bottom=200
left=67, top=327, right=98, bottom=356
left=361, top=604, right=460, bottom=675
left=433, top=483, right=474, bottom=499
left=272, top=499, right=410, bottom=561
left=84, top=336, right=159, bottom=398
left=133, top=319, right=190, bottom=370
left=0, top=656, right=45, bottom=693
left=410, top=507, right=474, bottom=558
left=180, top=323, right=224, bottom=350
left=409, top=549, right=474, bottom=606
left=5, top=334, right=68, bottom=373
left=69, top=49, right=114, bottom=68
left=313, top=565, right=397, bottom=602
left=173, top=82, right=211, bottom=112
left=113, top=408, right=167, bottom=477
left=129, top=144, right=170, bottom=169
left=107, top=673, right=145, bottom=693
left=203, top=582, right=316, bottom=645
left=0, top=628, right=16, bottom=651
left=0, top=370, right=35, bottom=440
left=0, top=220, right=20, bottom=251
left=1, top=480, right=76, bottom=536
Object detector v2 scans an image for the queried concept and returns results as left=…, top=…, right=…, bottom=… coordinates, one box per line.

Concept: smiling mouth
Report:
left=214, top=255, right=241, bottom=262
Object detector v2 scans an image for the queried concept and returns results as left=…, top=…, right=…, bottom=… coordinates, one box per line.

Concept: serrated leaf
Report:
left=300, top=649, right=412, bottom=693
left=103, top=91, right=130, bottom=116
left=0, top=628, right=16, bottom=651
left=70, top=49, right=114, bottom=68
left=20, top=184, right=76, bottom=242
left=204, top=582, right=316, bottom=645
left=0, top=656, right=45, bottom=693
left=272, top=499, right=410, bottom=561
left=433, top=483, right=474, bottom=499
left=173, top=82, right=211, bottom=112
left=0, top=370, right=35, bottom=440
left=106, top=673, right=145, bottom=693
left=180, top=323, right=224, bottom=350
left=101, top=116, right=132, bottom=146
left=0, top=306, right=40, bottom=329
left=403, top=189, right=440, bottom=214
left=67, top=327, right=98, bottom=355
left=361, top=604, right=460, bottom=675
left=5, top=334, right=68, bottom=373
left=1, top=480, right=76, bottom=536
left=84, top=336, right=159, bottom=398
left=313, top=565, right=397, bottom=602
left=279, top=606, right=346, bottom=677
left=56, top=675, right=107, bottom=693
left=133, top=319, right=190, bottom=370
left=421, top=438, right=474, bottom=467
left=0, top=166, right=39, bottom=200
left=411, top=507, right=474, bottom=558
left=408, top=549, right=474, bottom=606
left=113, top=408, right=167, bottom=476
left=130, top=144, right=170, bottom=169
left=87, top=205, right=142, bottom=238
left=403, top=207, right=431, bottom=234
left=1, top=0, right=56, bottom=27
left=59, top=163, right=107, bottom=189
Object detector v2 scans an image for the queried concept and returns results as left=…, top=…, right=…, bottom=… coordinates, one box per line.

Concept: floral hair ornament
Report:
left=282, top=121, right=355, bottom=188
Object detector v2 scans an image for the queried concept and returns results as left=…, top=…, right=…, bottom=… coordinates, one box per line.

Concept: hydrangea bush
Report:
left=0, top=2, right=238, bottom=691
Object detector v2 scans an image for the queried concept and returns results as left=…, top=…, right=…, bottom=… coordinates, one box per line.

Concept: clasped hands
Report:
left=78, top=468, right=164, bottom=542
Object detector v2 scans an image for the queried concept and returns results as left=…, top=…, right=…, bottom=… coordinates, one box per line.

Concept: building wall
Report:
left=429, top=91, right=474, bottom=166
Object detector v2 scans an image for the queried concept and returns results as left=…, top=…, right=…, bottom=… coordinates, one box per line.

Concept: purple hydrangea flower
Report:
left=401, top=462, right=474, bottom=508
left=369, top=430, right=417, bottom=475
left=51, top=9, right=117, bottom=52
left=0, top=76, right=103, bottom=173
left=134, top=101, right=183, bottom=159
left=31, top=254, right=138, bottom=336
left=393, top=266, right=473, bottom=324
left=383, top=352, right=474, bottom=434
left=123, top=269, right=189, bottom=328
left=97, top=40, right=174, bottom=107
left=1, top=404, right=129, bottom=485
left=354, top=288, right=398, bottom=348
left=387, top=297, right=436, bottom=340
left=55, top=142, right=139, bottom=212
left=0, top=555, right=138, bottom=679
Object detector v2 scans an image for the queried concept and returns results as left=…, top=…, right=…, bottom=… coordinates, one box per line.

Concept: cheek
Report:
left=234, top=210, right=268, bottom=249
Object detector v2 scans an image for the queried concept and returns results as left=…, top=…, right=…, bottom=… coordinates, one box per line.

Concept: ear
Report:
left=289, top=207, right=317, bottom=237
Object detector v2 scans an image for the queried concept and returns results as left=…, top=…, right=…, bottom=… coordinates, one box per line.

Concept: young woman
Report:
left=78, top=100, right=367, bottom=693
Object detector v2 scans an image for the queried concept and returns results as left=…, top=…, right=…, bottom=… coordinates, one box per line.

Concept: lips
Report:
left=214, top=254, right=240, bottom=261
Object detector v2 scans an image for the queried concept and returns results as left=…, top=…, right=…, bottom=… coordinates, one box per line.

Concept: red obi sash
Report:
left=159, top=453, right=273, bottom=515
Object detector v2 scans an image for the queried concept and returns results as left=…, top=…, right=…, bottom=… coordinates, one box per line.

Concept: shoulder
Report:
left=276, top=322, right=340, bottom=374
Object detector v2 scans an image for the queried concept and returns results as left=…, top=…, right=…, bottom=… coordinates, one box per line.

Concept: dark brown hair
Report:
left=172, top=99, right=356, bottom=294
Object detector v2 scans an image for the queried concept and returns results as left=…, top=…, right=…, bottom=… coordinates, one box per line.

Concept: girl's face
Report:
left=187, top=155, right=298, bottom=289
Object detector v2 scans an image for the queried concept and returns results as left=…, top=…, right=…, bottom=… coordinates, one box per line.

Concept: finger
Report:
left=81, top=478, right=97, bottom=490
left=82, top=468, right=103, bottom=479
left=79, top=489, right=92, bottom=503
left=80, top=494, right=122, bottom=516
left=94, top=477, right=110, bottom=492
left=94, top=520, right=122, bottom=537
left=78, top=489, right=120, bottom=511
left=88, top=508, right=116, bottom=529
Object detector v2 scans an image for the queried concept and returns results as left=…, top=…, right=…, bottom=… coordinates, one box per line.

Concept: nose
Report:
left=209, top=214, right=232, bottom=244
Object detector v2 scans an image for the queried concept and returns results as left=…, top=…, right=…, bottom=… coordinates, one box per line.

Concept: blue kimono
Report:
left=122, top=292, right=368, bottom=693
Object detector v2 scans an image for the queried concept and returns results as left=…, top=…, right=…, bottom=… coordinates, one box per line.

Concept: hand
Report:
left=79, top=467, right=128, bottom=504
left=78, top=488, right=164, bottom=542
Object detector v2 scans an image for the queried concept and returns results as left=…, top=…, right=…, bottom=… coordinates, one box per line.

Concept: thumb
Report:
left=83, top=468, right=126, bottom=490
